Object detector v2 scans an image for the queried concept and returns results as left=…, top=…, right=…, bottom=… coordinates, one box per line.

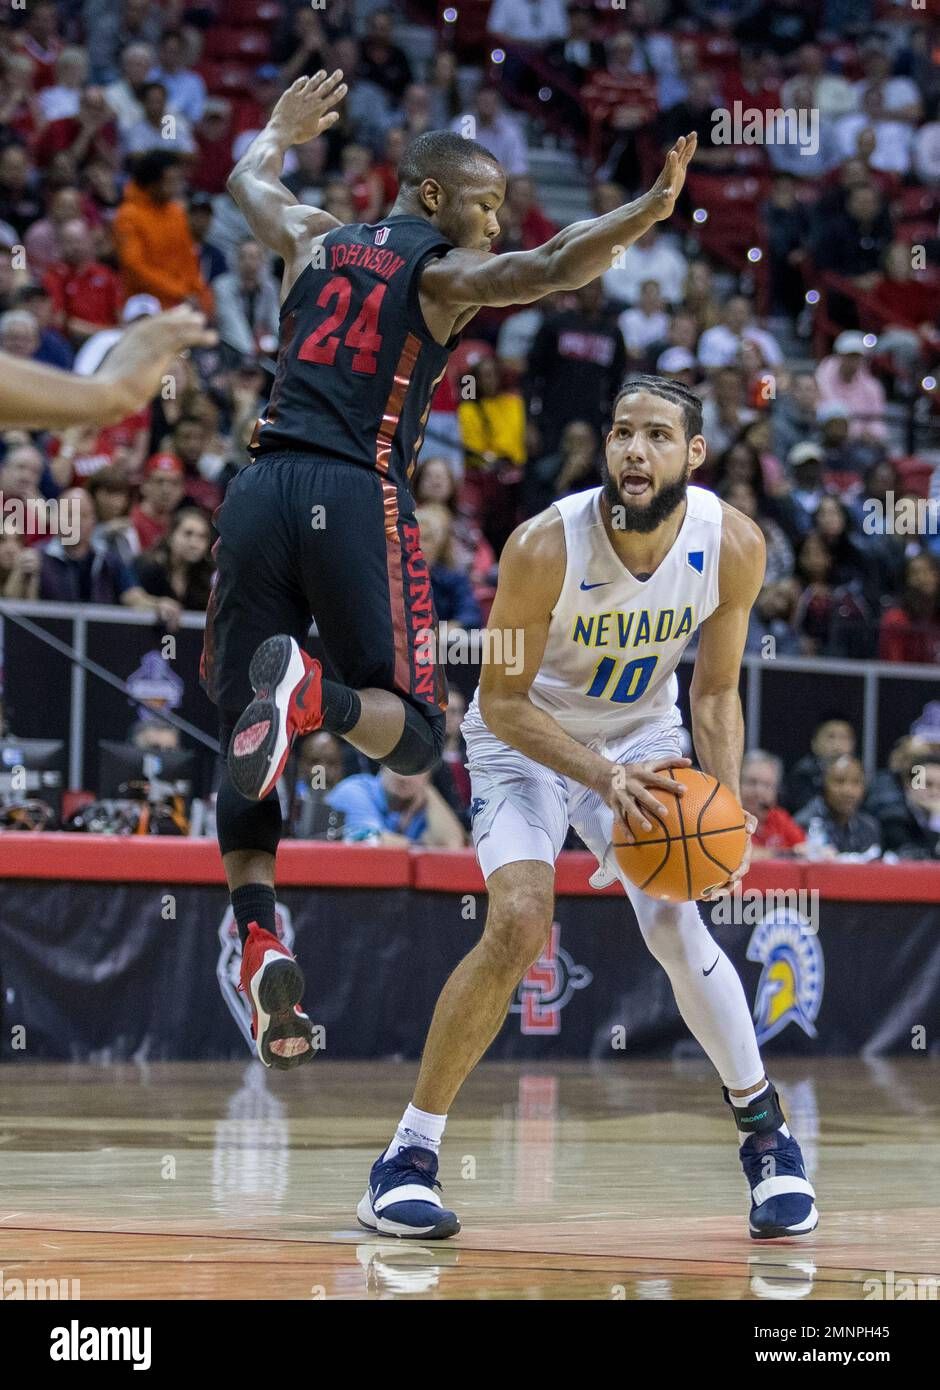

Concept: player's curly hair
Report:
left=398, top=130, right=502, bottom=192
left=613, top=374, right=704, bottom=441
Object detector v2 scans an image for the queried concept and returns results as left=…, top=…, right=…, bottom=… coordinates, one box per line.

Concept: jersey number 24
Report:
left=297, top=275, right=386, bottom=375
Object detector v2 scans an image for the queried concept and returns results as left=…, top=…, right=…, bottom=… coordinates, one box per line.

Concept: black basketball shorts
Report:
left=200, top=452, right=447, bottom=722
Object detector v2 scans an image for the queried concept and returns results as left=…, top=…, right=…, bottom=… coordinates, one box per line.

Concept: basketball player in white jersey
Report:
left=358, top=375, right=819, bottom=1243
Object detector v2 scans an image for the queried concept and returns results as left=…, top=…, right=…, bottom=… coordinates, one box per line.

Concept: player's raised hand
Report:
left=98, top=306, right=217, bottom=412
left=601, top=755, right=693, bottom=842
left=646, top=132, right=697, bottom=222
left=269, top=70, right=347, bottom=146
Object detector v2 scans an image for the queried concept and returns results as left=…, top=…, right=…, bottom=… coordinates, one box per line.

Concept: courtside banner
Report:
left=1, top=876, right=938, bottom=1060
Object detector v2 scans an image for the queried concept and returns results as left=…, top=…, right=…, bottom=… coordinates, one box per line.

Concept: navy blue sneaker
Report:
left=725, top=1084, right=818, bottom=1240
left=357, top=1146, right=460, bottom=1240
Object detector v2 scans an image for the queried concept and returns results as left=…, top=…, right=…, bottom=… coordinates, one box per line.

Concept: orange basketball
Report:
left=612, top=767, right=746, bottom=903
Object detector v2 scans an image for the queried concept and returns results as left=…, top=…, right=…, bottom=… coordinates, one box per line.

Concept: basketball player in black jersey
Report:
left=201, top=69, right=696, bottom=1070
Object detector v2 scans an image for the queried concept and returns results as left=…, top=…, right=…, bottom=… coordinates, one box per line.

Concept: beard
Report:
left=602, top=457, right=691, bottom=534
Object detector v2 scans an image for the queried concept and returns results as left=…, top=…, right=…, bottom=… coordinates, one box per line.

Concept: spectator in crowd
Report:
left=427, top=50, right=462, bottom=129
left=103, top=43, right=156, bottom=135
left=876, top=756, right=940, bottom=860
left=618, top=279, right=670, bottom=362
left=785, top=442, right=830, bottom=536
left=414, top=503, right=483, bottom=631
left=150, top=30, right=206, bottom=125
left=34, top=83, right=118, bottom=172
left=487, top=0, right=569, bottom=45
left=794, top=754, right=881, bottom=857
left=700, top=368, right=757, bottom=457
left=771, top=372, right=820, bottom=464
left=23, top=185, right=86, bottom=277
left=131, top=451, right=185, bottom=551
left=764, top=176, right=812, bottom=320
left=339, top=143, right=383, bottom=222
left=879, top=554, right=940, bottom=665
left=11, top=0, right=64, bottom=87
left=10, top=284, right=72, bottom=367
left=527, top=280, right=626, bottom=454
left=327, top=765, right=466, bottom=847
left=0, top=309, right=44, bottom=365
left=817, top=401, right=879, bottom=480
left=741, top=749, right=808, bottom=858
left=37, top=486, right=158, bottom=610
left=864, top=733, right=934, bottom=825
left=812, top=183, right=895, bottom=294
left=124, top=81, right=195, bottom=156
left=458, top=355, right=526, bottom=551
left=835, top=87, right=915, bottom=176
left=191, top=97, right=234, bottom=196
left=0, top=524, right=40, bottom=599
left=682, top=260, right=721, bottom=333
left=412, top=456, right=495, bottom=586
left=813, top=495, right=878, bottom=598
left=274, top=6, right=329, bottom=87
left=744, top=578, right=801, bottom=658
left=288, top=729, right=349, bottom=840
left=87, top=464, right=136, bottom=565
left=0, top=145, right=45, bottom=240
left=816, top=331, right=888, bottom=442
left=451, top=86, right=529, bottom=176
left=780, top=42, right=856, bottom=120
left=186, top=192, right=227, bottom=285
left=602, top=224, right=688, bottom=309
left=40, top=47, right=89, bottom=125
left=782, top=716, right=857, bottom=814
left=212, top=239, right=279, bottom=363
left=718, top=479, right=794, bottom=583
left=547, top=3, right=605, bottom=86
left=524, top=419, right=602, bottom=517
left=113, top=151, right=212, bottom=313
left=358, top=8, right=413, bottom=104
left=499, top=174, right=558, bottom=252
left=134, top=505, right=213, bottom=616
left=373, top=127, right=405, bottom=211
left=697, top=296, right=783, bottom=372
left=0, top=439, right=52, bottom=545
left=0, top=54, right=42, bottom=150
left=43, top=218, right=122, bottom=343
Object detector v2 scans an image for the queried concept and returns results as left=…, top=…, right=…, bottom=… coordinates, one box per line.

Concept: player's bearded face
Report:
left=602, top=450, right=691, bottom=534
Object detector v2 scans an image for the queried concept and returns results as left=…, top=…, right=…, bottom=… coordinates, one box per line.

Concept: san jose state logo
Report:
left=747, top=911, right=824, bottom=1045
left=217, top=902, right=295, bottom=1051
left=510, top=922, right=592, bottom=1034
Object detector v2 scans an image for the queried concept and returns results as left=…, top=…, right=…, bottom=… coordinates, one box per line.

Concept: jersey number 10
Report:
left=297, top=275, right=387, bottom=375
left=585, top=654, right=658, bottom=703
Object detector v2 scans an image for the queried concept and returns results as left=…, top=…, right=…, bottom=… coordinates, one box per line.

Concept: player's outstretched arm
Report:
left=0, top=306, right=216, bottom=429
left=226, top=70, right=347, bottom=281
left=422, top=133, right=696, bottom=313
left=690, top=504, right=766, bottom=895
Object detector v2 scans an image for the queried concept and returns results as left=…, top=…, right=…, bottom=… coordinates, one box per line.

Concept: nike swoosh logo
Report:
left=580, top=580, right=611, bottom=590
left=703, top=956, right=720, bottom=977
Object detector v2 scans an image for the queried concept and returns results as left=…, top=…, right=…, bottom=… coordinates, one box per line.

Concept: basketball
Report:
left=613, top=768, right=747, bottom=903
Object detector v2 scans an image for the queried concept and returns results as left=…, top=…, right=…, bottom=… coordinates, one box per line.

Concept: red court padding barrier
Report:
left=0, top=834, right=938, bottom=900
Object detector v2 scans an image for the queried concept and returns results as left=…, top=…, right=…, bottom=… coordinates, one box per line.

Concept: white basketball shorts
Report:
left=463, top=715, right=685, bottom=883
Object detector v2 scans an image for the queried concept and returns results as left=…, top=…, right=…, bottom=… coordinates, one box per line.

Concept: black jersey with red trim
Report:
left=252, top=216, right=456, bottom=487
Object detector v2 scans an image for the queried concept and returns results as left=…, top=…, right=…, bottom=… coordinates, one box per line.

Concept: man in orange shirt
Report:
left=113, top=150, right=213, bottom=315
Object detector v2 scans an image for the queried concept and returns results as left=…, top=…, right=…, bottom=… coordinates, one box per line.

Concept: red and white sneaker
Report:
left=228, top=635, right=323, bottom=800
left=239, top=921, right=315, bottom=1069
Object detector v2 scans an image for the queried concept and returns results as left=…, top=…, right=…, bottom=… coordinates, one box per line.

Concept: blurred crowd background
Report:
left=0, top=0, right=938, bottom=854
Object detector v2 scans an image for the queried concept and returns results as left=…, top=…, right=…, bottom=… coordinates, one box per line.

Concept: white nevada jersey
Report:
left=465, top=484, right=723, bottom=745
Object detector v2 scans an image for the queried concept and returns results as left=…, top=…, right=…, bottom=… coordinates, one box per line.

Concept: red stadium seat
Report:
left=895, top=456, right=934, bottom=500
left=197, top=60, right=255, bottom=98
left=203, top=28, right=271, bottom=63
left=226, top=0, right=283, bottom=25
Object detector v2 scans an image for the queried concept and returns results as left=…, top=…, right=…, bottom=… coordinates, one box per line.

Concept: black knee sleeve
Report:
left=383, top=703, right=445, bottom=775
left=217, top=714, right=282, bottom=856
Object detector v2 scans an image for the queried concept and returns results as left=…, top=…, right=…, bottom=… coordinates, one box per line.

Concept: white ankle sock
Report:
left=384, top=1103, right=447, bottom=1160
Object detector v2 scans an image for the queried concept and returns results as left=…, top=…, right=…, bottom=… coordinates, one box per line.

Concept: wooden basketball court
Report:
left=0, top=1058, right=936, bottom=1300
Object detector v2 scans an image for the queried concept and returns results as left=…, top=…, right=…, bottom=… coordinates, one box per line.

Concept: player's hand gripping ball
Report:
left=613, top=767, right=747, bottom=902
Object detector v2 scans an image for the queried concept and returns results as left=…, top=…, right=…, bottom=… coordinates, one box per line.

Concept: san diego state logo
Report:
left=217, top=902, right=295, bottom=1051
left=510, top=922, right=592, bottom=1035
left=747, top=911, right=824, bottom=1046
